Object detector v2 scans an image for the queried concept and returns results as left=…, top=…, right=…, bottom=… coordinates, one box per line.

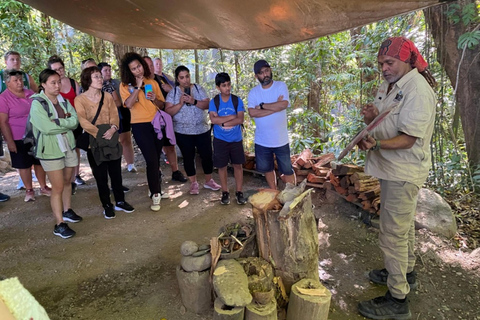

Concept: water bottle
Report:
left=128, top=83, right=134, bottom=94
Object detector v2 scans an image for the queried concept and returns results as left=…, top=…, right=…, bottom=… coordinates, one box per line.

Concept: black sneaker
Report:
left=63, top=208, right=83, bottom=223
left=53, top=222, right=76, bottom=239
left=236, top=191, right=247, bottom=205
left=369, top=269, right=418, bottom=290
left=75, top=175, right=86, bottom=185
left=0, top=192, right=10, bottom=202
left=114, top=201, right=135, bottom=213
left=103, top=204, right=116, bottom=219
left=221, top=191, right=230, bottom=205
left=71, top=182, right=77, bottom=195
left=358, top=291, right=411, bottom=320
left=111, top=185, right=130, bottom=193
left=172, top=170, right=188, bottom=182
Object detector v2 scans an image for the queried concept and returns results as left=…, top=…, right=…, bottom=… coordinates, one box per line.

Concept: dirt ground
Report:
left=1, top=152, right=480, bottom=320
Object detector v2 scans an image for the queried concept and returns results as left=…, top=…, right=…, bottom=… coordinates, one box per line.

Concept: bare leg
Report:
left=164, top=146, right=178, bottom=172
left=218, top=167, right=228, bottom=192
left=33, top=164, right=48, bottom=188
left=19, top=168, right=33, bottom=190
left=189, top=175, right=197, bottom=183
left=281, top=173, right=295, bottom=185
left=120, top=131, right=134, bottom=165
left=204, top=173, right=212, bottom=182
left=233, top=164, right=243, bottom=192
left=63, top=167, right=75, bottom=211
left=46, top=169, right=65, bottom=224
left=264, top=171, right=276, bottom=190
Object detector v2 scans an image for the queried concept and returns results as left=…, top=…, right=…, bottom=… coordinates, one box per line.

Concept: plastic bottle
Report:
left=128, top=83, right=134, bottom=94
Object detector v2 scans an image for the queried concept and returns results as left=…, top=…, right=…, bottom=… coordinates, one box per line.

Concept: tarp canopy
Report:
left=21, top=0, right=450, bottom=50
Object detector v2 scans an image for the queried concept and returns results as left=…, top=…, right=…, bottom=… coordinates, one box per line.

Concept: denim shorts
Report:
left=254, top=143, right=294, bottom=175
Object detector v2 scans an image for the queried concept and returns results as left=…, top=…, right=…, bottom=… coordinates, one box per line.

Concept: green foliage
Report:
left=458, top=30, right=480, bottom=48
left=446, top=2, right=480, bottom=50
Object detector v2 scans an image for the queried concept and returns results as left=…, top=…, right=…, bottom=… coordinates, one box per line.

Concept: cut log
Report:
left=176, top=266, right=212, bottom=314
left=361, top=200, right=372, bottom=210
left=303, top=160, right=313, bottom=169
left=294, top=149, right=313, bottom=167
left=250, top=189, right=319, bottom=294
left=294, top=169, right=311, bottom=176
left=334, top=185, right=348, bottom=195
left=354, top=179, right=380, bottom=192
left=372, top=197, right=381, bottom=211
left=331, top=164, right=364, bottom=176
left=349, top=172, right=373, bottom=183
left=245, top=297, right=277, bottom=320
left=214, top=298, right=245, bottom=320
left=286, top=278, right=331, bottom=320
left=346, top=194, right=358, bottom=203
left=339, top=176, right=350, bottom=189
left=358, top=186, right=381, bottom=200
left=306, top=182, right=324, bottom=189
left=307, top=173, right=326, bottom=184
left=245, top=152, right=256, bottom=161
left=329, top=174, right=340, bottom=187
left=348, top=186, right=357, bottom=194
left=312, top=153, right=335, bottom=168
left=244, top=161, right=255, bottom=170
left=323, top=181, right=333, bottom=190
left=313, top=167, right=330, bottom=177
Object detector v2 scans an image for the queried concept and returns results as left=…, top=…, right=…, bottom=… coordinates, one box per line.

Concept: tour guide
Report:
left=357, top=37, right=436, bottom=320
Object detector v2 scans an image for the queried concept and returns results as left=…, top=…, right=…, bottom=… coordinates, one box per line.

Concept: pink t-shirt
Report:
left=0, top=88, right=35, bottom=140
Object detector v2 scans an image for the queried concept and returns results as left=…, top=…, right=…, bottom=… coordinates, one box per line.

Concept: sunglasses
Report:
left=8, top=70, right=23, bottom=76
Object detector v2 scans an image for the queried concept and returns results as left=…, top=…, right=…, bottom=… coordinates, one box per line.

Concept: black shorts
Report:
left=213, top=138, right=245, bottom=168
left=119, top=107, right=131, bottom=133
left=10, top=140, right=41, bottom=169
left=161, top=128, right=174, bottom=147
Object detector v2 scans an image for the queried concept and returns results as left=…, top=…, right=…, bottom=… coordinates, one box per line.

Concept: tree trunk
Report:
left=112, top=43, right=147, bottom=70
left=194, top=49, right=200, bottom=84
left=424, top=1, right=480, bottom=169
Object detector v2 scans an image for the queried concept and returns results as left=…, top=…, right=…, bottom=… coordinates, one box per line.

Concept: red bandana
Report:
left=378, top=37, right=428, bottom=72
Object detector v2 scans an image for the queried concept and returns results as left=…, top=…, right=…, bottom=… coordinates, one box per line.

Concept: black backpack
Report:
left=213, top=94, right=244, bottom=130
left=23, top=97, right=54, bottom=156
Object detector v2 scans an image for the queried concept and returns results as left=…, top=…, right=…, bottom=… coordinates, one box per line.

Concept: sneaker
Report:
left=71, top=182, right=77, bottom=195
left=111, top=185, right=130, bottom=193
left=368, top=269, right=418, bottom=290
left=103, top=204, right=116, bottom=219
left=0, top=192, right=10, bottom=202
left=151, top=193, right=161, bottom=211
left=115, top=201, right=135, bottom=213
left=189, top=182, right=200, bottom=195
left=236, top=191, right=247, bottom=205
left=204, top=179, right=221, bottom=191
left=148, top=190, right=170, bottom=199
left=358, top=291, right=411, bottom=320
left=40, top=186, right=52, bottom=197
left=16, top=179, right=25, bottom=190
left=24, top=189, right=36, bottom=202
left=127, top=163, right=137, bottom=172
left=172, top=170, right=187, bottom=182
left=53, top=222, right=76, bottom=239
left=221, top=191, right=230, bottom=205
left=63, top=208, right=83, bottom=223
left=75, top=175, right=86, bottom=185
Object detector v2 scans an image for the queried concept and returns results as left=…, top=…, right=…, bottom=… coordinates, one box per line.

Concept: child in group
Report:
left=208, top=72, right=247, bottom=205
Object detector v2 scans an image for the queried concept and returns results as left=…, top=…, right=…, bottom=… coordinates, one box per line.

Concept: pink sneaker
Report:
left=189, top=182, right=200, bottom=195
left=204, top=179, right=221, bottom=191
left=40, top=186, right=52, bottom=197
left=24, top=189, right=36, bottom=202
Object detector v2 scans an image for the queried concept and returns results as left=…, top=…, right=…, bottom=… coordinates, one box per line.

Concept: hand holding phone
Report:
left=144, top=84, right=153, bottom=100
left=184, top=87, right=192, bottom=105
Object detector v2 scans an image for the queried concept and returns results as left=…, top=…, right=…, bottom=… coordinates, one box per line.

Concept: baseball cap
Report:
left=254, top=60, right=270, bottom=74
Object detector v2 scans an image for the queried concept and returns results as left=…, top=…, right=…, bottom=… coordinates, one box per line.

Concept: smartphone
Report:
left=144, top=84, right=153, bottom=99
left=184, top=87, right=191, bottom=96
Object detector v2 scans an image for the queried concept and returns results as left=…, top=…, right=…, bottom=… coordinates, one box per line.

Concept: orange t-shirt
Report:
left=119, top=78, right=164, bottom=124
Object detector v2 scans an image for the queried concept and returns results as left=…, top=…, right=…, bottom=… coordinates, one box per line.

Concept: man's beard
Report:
left=259, top=72, right=273, bottom=86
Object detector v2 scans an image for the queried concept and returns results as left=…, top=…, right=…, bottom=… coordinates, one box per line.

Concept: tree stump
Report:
left=286, top=278, right=331, bottom=320
left=176, top=266, right=212, bottom=314
left=245, top=297, right=278, bottom=320
left=249, top=189, right=319, bottom=293
left=213, top=298, right=245, bottom=320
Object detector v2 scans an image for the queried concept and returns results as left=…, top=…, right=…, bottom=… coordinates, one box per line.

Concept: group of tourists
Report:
left=1, top=35, right=437, bottom=319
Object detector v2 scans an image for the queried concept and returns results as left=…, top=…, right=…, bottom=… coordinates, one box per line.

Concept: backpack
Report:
left=23, top=97, right=53, bottom=156
left=69, top=78, right=76, bottom=94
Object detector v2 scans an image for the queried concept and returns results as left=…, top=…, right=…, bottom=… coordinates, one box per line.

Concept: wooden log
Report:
left=361, top=200, right=372, bottom=210
left=346, top=194, right=358, bottom=203
left=323, top=181, right=333, bottom=190
left=245, top=160, right=255, bottom=170
left=294, top=169, right=311, bottom=176
left=214, top=298, right=245, bottom=320
left=331, top=164, right=364, bottom=176
left=348, top=186, right=357, bottom=194
left=294, top=149, right=313, bottom=167
left=329, top=174, right=340, bottom=187
left=312, top=153, right=335, bottom=168
left=349, top=172, right=372, bottom=183
left=296, top=175, right=306, bottom=183
left=334, top=185, right=348, bottom=195
left=313, top=167, right=330, bottom=177
left=306, top=182, right=323, bottom=189
left=176, top=266, right=212, bottom=314
left=372, top=197, right=381, bottom=211
left=354, top=179, right=380, bottom=192
left=303, top=160, right=313, bottom=169
left=307, top=173, right=326, bottom=184
left=358, top=186, right=381, bottom=200
left=286, top=278, right=331, bottom=320
left=250, top=190, right=319, bottom=294
left=245, top=152, right=256, bottom=161
left=339, top=176, right=350, bottom=189
left=245, top=297, right=277, bottom=320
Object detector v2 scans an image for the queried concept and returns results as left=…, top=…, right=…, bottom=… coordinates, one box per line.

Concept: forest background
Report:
left=0, top=0, right=479, bottom=244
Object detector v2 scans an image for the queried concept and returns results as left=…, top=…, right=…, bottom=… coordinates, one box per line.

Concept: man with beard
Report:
left=356, top=37, right=436, bottom=320
left=247, top=59, right=294, bottom=189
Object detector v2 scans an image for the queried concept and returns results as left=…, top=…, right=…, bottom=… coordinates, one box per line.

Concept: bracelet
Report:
left=111, top=124, right=118, bottom=131
left=370, top=139, right=381, bottom=151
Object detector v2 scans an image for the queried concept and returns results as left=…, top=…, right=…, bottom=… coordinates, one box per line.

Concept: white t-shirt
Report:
left=247, top=81, right=290, bottom=148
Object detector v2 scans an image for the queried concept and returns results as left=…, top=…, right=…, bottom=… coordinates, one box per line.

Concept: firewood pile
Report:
left=324, top=164, right=381, bottom=214
left=243, top=152, right=256, bottom=170
left=291, top=149, right=335, bottom=187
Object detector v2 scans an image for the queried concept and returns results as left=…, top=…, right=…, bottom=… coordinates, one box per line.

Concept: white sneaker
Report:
left=151, top=193, right=161, bottom=211
left=127, top=163, right=137, bottom=172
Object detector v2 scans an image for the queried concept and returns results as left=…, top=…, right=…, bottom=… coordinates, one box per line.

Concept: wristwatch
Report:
left=259, top=102, right=264, bottom=109
left=193, top=99, right=198, bottom=105
left=370, top=139, right=381, bottom=151
left=221, top=123, right=225, bottom=127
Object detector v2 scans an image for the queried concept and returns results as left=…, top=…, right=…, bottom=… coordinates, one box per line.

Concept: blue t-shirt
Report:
left=208, top=95, right=244, bottom=143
